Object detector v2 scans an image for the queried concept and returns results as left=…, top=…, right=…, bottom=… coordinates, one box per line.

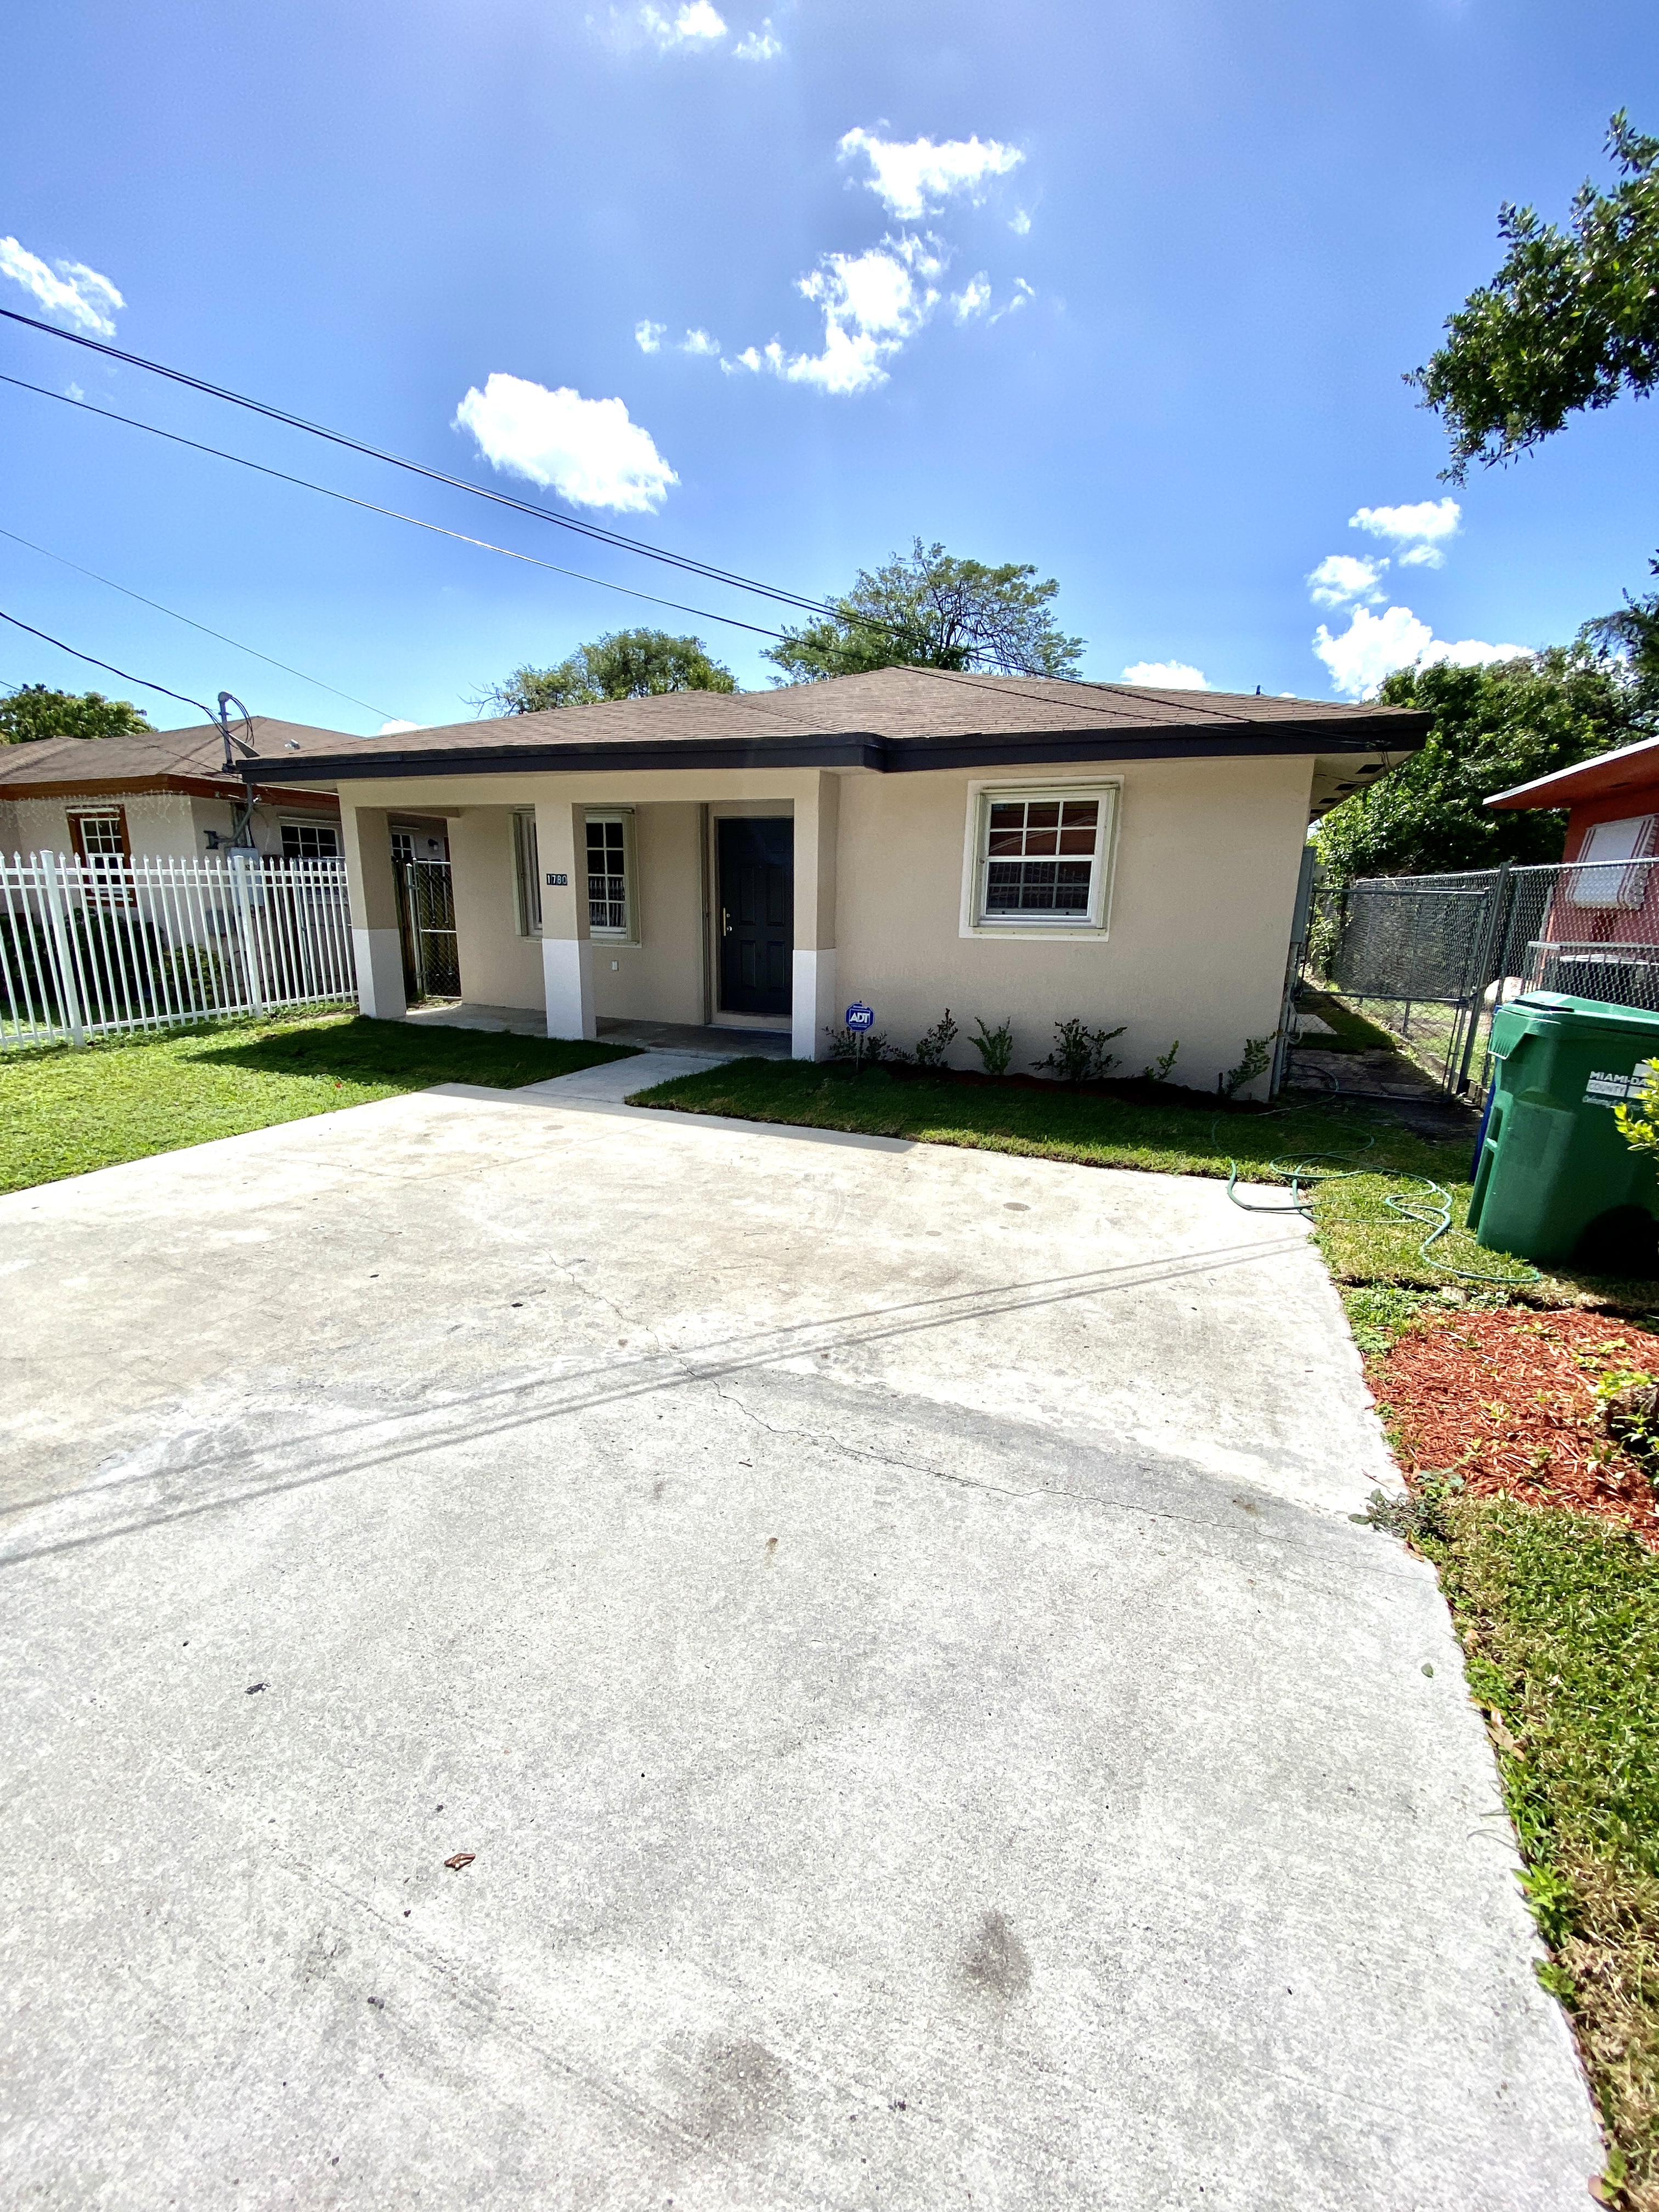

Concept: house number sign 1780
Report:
left=545, top=872, right=569, bottom=886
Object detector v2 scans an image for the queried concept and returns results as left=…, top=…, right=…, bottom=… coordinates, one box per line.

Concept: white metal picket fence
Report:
left=0, top=852, right=357, bottom=1050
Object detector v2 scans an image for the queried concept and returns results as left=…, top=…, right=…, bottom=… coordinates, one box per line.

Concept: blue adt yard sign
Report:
left=845, top=1001, right=875, bottom=1032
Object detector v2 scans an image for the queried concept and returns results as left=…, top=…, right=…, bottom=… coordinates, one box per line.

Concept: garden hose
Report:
left=1215, top=1119, right=1541, bottom=1287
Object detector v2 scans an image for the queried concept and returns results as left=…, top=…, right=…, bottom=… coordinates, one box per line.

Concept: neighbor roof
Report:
left=233, top=667, right=1429, bottom=784
left=1486, top=733, right=1659, bottom=814
left=0, top=718, right=344, bottom=802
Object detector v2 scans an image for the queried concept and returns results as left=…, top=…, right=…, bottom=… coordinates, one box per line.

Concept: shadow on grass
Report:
left=178, top=1015, right=633, bottom=1092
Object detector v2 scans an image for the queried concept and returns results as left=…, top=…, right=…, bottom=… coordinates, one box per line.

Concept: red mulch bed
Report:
left=1372, top=1307, right=1659, bottom=1546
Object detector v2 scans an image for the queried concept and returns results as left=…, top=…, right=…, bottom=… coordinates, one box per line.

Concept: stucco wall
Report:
left=591, top=803, right=705, bottom=1023
left=0, top=790, right=333, bottom=862
left=831, top=756, right=1314, bottom=1090
left=450, top=808, right=541, bottom=1009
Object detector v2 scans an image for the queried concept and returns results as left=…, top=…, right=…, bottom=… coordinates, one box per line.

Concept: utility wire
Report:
left=0, top=521, right=403, bottom=723
left=0, top=605, right=217, bottom=722
left=0, top=320, right=1277, bottom=730
left=0, top=371, right=788, bottom=648
left=0, top=304, right=837, bottom=616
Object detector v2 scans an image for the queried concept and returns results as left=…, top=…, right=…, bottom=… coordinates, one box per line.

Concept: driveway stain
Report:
left=962, top=1910, right=1031, bottom=2001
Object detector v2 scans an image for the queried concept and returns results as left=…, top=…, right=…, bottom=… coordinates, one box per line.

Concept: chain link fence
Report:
left=1304, top=856, right=1659, bottom=1095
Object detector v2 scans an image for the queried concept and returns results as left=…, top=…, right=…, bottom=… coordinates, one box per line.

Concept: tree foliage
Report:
left=1413, top=112, right=1659, bottom=480
left=481, top=628, right=737, bottom=714
left=1, top=685, right=151, bottom=745
left=765, top=539, right=1084, bottom=682
left=1314, top=650, right=1650, bottom=882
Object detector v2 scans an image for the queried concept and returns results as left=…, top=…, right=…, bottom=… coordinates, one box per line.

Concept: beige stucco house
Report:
left=0, top=718, right=348, bottom=866
left=236, top=668, right=1427, bottom=1091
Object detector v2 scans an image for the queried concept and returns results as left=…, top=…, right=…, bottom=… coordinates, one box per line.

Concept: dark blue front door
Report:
left=718, top=817, right=793, bottom=1019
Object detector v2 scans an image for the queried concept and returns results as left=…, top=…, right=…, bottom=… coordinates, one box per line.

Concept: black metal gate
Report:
left=402, top=859, right=459, bottom=1000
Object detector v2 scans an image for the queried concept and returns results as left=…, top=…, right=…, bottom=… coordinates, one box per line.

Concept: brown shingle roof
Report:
left=233, top=667, right=1426, bottom=782
left=0, top=718, right=345, bottom=797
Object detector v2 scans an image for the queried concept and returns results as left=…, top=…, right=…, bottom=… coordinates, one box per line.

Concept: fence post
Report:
left=1453, top=861, right=1511, bottom=1097
left=230, top=853, right=267, bottom=1017
left=38, top=850, right=85, bottom=1048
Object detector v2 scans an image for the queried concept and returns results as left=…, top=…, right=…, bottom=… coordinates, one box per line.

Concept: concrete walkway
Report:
left=0, top=1073, right=1601, bottom=2209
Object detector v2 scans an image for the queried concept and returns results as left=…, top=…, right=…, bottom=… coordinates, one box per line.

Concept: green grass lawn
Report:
left=1386, top=1486, right=1659, bottom=2209
left=0, top=1012, right=632, bottom=1193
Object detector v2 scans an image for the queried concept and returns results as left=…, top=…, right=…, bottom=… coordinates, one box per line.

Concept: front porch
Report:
left=341, top=778, right=839, bottom=1062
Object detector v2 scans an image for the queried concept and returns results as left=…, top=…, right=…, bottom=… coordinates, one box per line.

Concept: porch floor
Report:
left=400, top=1003, right=794, bottom=1058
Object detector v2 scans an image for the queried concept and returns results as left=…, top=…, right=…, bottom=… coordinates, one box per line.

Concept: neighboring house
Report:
left=239, top=668, right=1426, bottom=1091
left=0, top=719, right=348, bottom=865
left=1487, top=737, right=1659, bottom=996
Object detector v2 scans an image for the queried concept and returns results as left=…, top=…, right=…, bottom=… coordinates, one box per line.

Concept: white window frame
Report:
left=512, top=810, right=542, bottom=937
left=584, top=808, right=639, bottom=945
left=1570, top=815, right=1656, bottom=910
left=959, top=778, right=1120, bottom=939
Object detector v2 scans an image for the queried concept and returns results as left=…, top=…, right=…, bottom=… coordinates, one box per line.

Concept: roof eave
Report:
left=235, top=711, right=1432, bottom=786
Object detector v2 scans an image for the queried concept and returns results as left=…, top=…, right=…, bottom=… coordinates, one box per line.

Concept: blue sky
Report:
left=2, top=0, right=1656, bottom=734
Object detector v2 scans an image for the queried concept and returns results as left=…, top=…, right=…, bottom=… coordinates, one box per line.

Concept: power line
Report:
left=0, top=304, right=836, bottom=617
left=0, top=521, right=403, bottom=722
left=0, top=605, right=217, bottom=721
left=0, top=317, right=1264, bottom=730
left=0, top=371, right=788, bottom=648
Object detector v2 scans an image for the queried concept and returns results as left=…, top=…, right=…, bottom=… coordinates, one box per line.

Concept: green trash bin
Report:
left=1468, top=991, right=1659, bottom=1269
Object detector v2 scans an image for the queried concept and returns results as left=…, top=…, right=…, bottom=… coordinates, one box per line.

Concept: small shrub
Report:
left=1353, top=1470, right=1465, bottom=1544
left=970, top=1017, right=1015, bottom=1077
left=823, top=1023, right=887, bottom=1075
left=1219, top=1030, right=1276, bottom=1098
left=1034, top=1017, right=1127, bottom=1084
left=1143, top=1041, right=1180, bottom=1086
left=912, top=1008, right=958, bottom=1069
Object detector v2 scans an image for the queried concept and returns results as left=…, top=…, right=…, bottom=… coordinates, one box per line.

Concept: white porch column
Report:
left=791, top=771, right=840, bottom=1060
left=534, top=797, right=595, bottom=1040
left=339, top=803, right=407, bottom=1020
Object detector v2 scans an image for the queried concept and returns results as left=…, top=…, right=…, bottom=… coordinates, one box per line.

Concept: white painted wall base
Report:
left=353, top=928, right=408, bottom=1020
left=792, top=947, right=837, bottom=1060
left=543, top=935, right=596, bottom=1040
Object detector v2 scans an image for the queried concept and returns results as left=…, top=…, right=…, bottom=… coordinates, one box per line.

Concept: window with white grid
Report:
left=281, top=820, right=339, bottom=862
left=585, top=812, right=633, bottom=938
left=973, top=786, right=1114, bottom=929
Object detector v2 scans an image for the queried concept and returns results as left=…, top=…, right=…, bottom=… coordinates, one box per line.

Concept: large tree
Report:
left=1, top=684, right=151, bottom=745
left=1412, top=112, right=1659, bottom=479
left=1314, top=649, right=1646, bottom=882
left=481, top=628, right=736, bottom=714
left=765, top=539, right=1084, bottom=682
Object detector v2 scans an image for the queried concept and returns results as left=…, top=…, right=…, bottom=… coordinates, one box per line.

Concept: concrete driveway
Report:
left=1, top=1059, right=1601, bottom=2209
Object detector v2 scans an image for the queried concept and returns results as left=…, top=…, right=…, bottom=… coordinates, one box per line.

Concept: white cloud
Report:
left=952, top=273, right=991, bottom=323
left=1121, top=661, right=1210, bottom=690
left=682, top=327, right=720, bottom=355
left=1349, top=498, right=1461, bottom=569
left=838, top=128, right=1024, bottom=221
left=1307, top=552, right=1389, bottom=608
left=732, top=233, right=944, bottom=394
left=453, top=373, right=678, bottom=512
left=640, top=0, right=726, bottom=44
left=0, top=237, right=123, bottom=335
left=379, top=719, right=420, bottom=736
left=1313, top=603, right=1528, bottom=699
left=634, top=318, right=665, bottom=353
left=733, top=18, right=781, bottom=58
left=65, top=381, right=84, bottom=402
left=990, top=277, right=1034, bottom=322
left=1009, top=208, right=1032, bottom=236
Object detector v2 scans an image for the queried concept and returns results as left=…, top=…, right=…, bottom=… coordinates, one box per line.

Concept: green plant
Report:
left=1615, top=1063, right=1659, bottom=1153
left=1353, top=1470, right=1466, bottom=1543
left=1143, top=1041, right=1180, bottom=1086
left=825, top=1024, right=887, bottom=1074
left=1034, top=1017, right=1127, bottom=1084
left=970, top=1017, right=1015, bottom=1077
left=912, top=1009, right=959, bottom=1069
left=1219, top=1031, right=1276, bottom=1098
